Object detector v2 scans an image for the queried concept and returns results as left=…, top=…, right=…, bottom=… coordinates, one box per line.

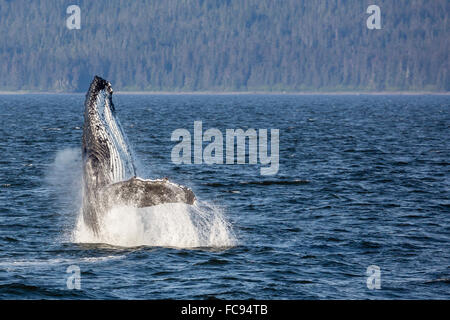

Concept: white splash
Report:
left=72, top=201, right=236, bottom=248
left=46, top=148, right=82, bottom=192
left=46, top=148, right=82, bottom=212
left=49, top=148, right=237, bottom=248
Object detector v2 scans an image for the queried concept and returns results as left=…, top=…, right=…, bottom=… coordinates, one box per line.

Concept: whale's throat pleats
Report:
left=95, top=90, right=136, bottom=184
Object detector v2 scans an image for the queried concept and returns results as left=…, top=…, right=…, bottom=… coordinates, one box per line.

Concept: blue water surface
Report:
left=0, top=94, right=448, bottom=299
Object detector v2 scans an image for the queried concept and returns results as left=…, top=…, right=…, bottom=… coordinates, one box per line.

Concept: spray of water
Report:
left=49, top=148, right=237, bottom=248
left=73, top=202, right=236, bottom=248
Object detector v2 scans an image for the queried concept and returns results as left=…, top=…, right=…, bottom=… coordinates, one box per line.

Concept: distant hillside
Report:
left=0, top=0, right=448, bottom=92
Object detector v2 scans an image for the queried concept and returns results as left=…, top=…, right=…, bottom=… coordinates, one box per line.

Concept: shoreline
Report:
left=115, top=91, right=450, bottom=96
left=0, top=90, right=449, bottom=96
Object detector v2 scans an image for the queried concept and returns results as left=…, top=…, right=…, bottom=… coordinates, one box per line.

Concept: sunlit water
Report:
left=0, top=94, right=448, bottom=299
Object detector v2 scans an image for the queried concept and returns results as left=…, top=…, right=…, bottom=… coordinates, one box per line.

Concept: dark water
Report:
left=0, top=94, right=449, bottom=299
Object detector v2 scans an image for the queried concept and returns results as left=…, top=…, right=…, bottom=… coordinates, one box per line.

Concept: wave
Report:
left=204, top=179, right=309, bottom=187
left=0, top=255, right=127, bottom=270
left=239, top=179, right=310, bottom=185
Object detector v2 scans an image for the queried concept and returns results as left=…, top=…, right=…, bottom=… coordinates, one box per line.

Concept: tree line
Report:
left=0, top=0, right=448, bottom=92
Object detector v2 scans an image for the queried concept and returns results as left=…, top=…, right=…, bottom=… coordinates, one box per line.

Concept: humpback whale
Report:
left=82, top=76, right=195, bottom=234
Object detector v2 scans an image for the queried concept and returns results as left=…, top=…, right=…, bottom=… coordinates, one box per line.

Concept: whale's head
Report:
left=82, top=76, right=135, bottom=189
left=85, top=75, right=115, bottom=118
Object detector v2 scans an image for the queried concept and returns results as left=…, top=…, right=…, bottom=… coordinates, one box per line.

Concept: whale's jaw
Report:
left=81, top=76, right=195, bottom=234
left=82, top=75, right=136, bottom=187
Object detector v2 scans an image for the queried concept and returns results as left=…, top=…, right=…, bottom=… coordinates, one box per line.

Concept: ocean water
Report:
left=0, top=93, right=448, bottom=299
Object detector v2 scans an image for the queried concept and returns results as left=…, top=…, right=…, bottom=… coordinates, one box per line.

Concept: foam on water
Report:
left=49, top=148, right=236, bottom=248
left=0, top=255, right=126, bottom=269
left=73, top=202, right=236, bottom=248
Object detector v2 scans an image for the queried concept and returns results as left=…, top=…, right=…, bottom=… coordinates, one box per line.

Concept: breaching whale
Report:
left=82, top=76, right=195, bottom=234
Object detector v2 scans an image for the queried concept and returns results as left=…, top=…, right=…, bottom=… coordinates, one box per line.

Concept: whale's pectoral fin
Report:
left=102, top=177, right=196, bottom=207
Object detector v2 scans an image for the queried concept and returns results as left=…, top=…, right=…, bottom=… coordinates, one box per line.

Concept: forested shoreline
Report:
left=0, top=0, right=448, bottom=92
